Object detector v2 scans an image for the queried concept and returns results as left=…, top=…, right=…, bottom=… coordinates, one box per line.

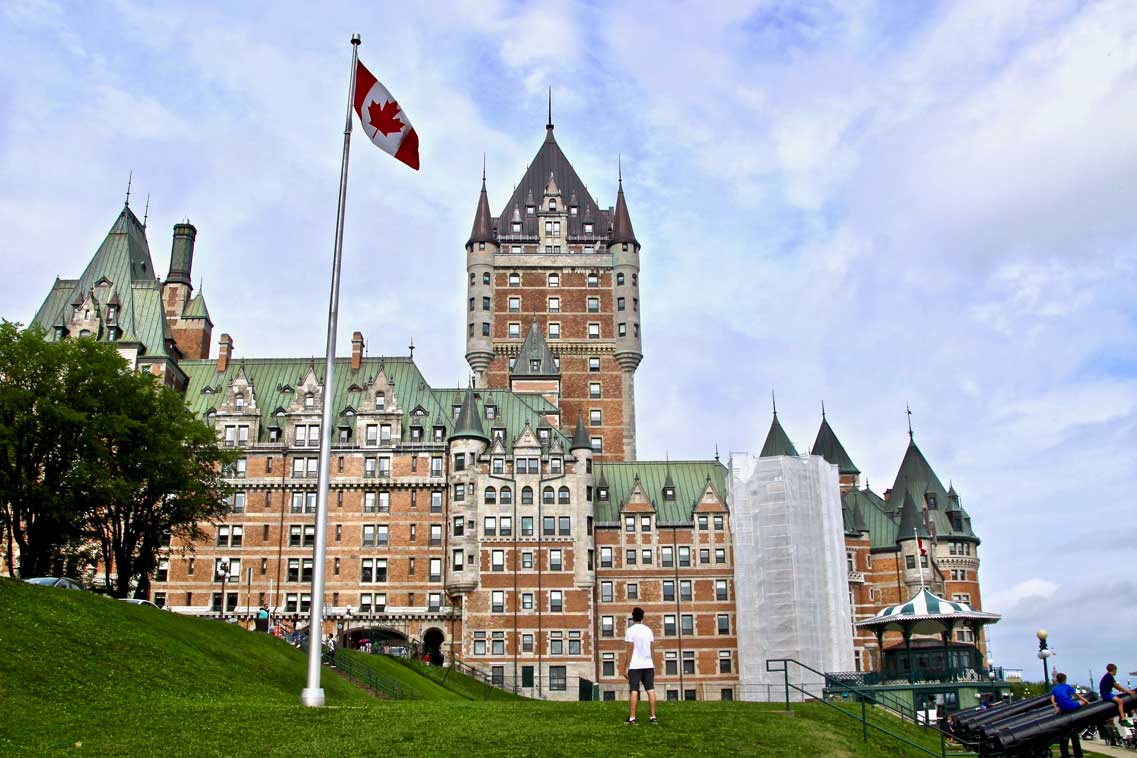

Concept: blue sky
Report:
left=3, top=0, right=1137, bottom=686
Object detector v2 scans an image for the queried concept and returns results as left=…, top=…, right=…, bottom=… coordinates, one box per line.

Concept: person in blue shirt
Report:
left=1052, top=674, right=1090, bottom=758
left=1099, top=663, right=1134, bottom=722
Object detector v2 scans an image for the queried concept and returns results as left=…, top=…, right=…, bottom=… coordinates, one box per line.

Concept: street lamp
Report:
left=217, top=561, right=230, bottom=621
left=1037, top=629, right=1054, bottom=685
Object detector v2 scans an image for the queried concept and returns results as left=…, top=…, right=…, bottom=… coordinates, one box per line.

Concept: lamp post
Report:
left=1037, top=629, right=1054, bottom=685
left=217, top=561, right=230, bottom=621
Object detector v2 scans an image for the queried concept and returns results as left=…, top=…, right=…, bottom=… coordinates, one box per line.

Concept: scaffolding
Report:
left=728, top=453, right=854, bottom=701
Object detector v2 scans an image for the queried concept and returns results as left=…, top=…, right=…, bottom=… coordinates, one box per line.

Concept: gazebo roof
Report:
left=856, top=587, right=1001, bottom=636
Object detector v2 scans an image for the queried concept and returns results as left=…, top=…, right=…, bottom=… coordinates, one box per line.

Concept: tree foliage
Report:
left=0, top=320, right=232, bottom=595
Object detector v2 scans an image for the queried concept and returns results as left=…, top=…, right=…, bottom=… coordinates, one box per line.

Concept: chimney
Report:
left=351, top=331, right=365, bottom=371
left=217, top=333, right=233, bottom=372
left=167, top=222, right=197, bottom=287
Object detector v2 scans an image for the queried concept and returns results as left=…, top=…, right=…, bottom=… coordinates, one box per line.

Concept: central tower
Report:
left=464, top=114, right=642, bottom=460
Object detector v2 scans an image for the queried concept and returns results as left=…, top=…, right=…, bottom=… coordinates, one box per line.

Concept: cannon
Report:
left=943, top=695, right=1051, bottom=744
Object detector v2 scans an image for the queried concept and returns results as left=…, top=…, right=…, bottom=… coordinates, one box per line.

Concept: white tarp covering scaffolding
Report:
left=729, top=453, right=854, bottom=701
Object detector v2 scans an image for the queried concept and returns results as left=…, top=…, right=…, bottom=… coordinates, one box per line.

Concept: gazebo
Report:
left=857, top=587, right=1002, bottom=684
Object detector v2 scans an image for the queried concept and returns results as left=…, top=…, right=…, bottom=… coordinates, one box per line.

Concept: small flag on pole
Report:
left=353, top=59, right=420, bottom=170
left=917, top=533, right=927, bottom=557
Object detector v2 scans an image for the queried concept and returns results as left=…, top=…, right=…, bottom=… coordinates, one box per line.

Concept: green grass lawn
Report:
left=336, top=648, right=464, bottom=700
left=1, top=577, right=1007, bottom=757
left=386, top=654, right=525, bottom=701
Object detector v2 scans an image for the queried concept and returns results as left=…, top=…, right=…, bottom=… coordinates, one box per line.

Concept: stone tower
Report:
left=464, top=113, right=643, bottom=460
left=161, top=221, right=213, bottom=360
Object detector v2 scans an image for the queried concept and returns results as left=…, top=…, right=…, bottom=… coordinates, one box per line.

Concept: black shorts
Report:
left=629, top=668, right=655, bottom=692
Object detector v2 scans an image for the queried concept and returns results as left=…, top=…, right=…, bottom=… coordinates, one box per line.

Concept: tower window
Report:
left=481, top=322, right=489, bottom=336
left=570, top=206, right=577, bottom=216
left=617, top=297, right=625, bottom=311
left=479, top=242, right=485, bottom=250
left=483, top=272, right=490, bottom=284
left=618, top=323, right=626, bottom=337
left=617, top=273, right=625, bottom=285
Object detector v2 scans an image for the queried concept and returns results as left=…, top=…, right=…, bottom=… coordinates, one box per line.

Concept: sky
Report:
left=3, top=0, right=1136, bottom=686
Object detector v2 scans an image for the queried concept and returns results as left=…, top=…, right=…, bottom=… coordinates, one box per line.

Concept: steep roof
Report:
left=810, top=415, right=860, bottom=474
left=32, top=205, right=173, bottom=358
left=609, top=178, right=638, bottom=247
left=495, top=127, right=612, bottom=241
left=570, top=415, right=592, bottom=451
left=886, top=436, right=978, bottom=543
left=594, top=460, right=728, bottom=525
left=844, top=486, right=897, bottom=550
left=760, top=413, right=798, bottom=457
left=895, top=488, right=929, bottom=541
left=450, top=385, right=489, bottom=443
left=183, top=291, right=212, bottom=322
left=510, top=322, right=560, bottom=377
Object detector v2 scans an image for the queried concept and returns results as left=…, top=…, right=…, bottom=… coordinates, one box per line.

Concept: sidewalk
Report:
left=1084, top=740, right=1136, bottom=757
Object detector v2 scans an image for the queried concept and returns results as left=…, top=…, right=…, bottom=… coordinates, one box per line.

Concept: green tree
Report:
left=78, top=362, right=234, bottom=598
left=0, top=321, right=128, bottom=577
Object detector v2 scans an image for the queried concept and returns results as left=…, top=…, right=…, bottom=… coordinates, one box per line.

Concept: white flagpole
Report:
left=914, top=528, right=925, bottom=589
left=301, top=33, right=360, bottom=708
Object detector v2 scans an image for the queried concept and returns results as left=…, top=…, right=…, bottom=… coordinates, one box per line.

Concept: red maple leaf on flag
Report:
left=367, top=100, right=405, bottom=137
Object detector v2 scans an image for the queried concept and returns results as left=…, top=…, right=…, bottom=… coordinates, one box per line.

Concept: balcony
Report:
left=848, top=571, right=865, bottom=584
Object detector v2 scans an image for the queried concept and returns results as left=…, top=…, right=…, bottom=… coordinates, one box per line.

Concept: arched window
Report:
left=500, top=486, right=513, bottom=505
left=508, top=272, right=521, bottom=287
left=484, top=486, right=497, bottom=505
left=521, top=487, right=534, bottom=505
left=543, top=486, right=555, bottom=505
left=558, top=487, right=570, bottom=505
left=469, top=272, right=475, bottom=285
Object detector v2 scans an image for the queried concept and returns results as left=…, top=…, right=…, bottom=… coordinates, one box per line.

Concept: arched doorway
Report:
left=348, top=626, right=408, bottom=654
left=423, top=627, right=445, bottom=665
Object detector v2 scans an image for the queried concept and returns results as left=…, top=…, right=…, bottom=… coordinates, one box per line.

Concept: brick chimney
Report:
left=351, top=331, right=365, bottom=371
left=217, top=333, right=233, bottom=372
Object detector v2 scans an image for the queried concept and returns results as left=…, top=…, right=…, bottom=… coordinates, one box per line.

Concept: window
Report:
left=618, top=323, right=626, bottom=337
left=662, top=581, right=675, bottom=602
left=715, top=579, right=728, bottom=601
left=500, top=486, right=513, bottom=505
left=508, top=272, right=520, bottom=287
left=508, top=297, right=521, bottom=313
left=508, top=323, right=520, bottom=339
left=681, top=614, right=694, bottom=636
left=492, top=550, right=505, bottom=571
left=590, top=409, right=602, bottom=426
left=663, top=615, right=676, bottom=636
left=558, top=516, right=571, bottom=536
left=588, top=357, right=600, bottom=372
left=548, top=322, right=560, bottom=339
left=600, top=547, right=613, bottom=568
left=543, top=515, right=555, bottom=536
left=473, top=632, right=486, bottom=656
left=549, top=666, right=567, bottom=691
left=588, top=382, right=602, bottom=399
left=624, top=549, right=636, bottom=566
left=521, top=551, right=534, bottom=569
left=624, top=516, right=635, bottom=533
left=590, top=436, right=603, bottom=453
left=665, top=652, right=678, bottom=676
left=906, top=555, right=916, bottom=569
left=492, top=591, right=505, bottom=613
left=550, top=457, right=563, bottom=474
left=617, top=296, right=625, bottom=311
left=680, top=580, right=693, bottom=601
left=549, top=591, right=563, bottom=612
left=678, top=546, right=691, bottom=567
left=521, top=516, right=533, bottom=536
left=361, top=558, right=388, bottom=583
left=641, top=548, right=652, bottom=565
left=586, top=297, right=599, bottom=313
left=718, top=614, right=730, bottom=635
left=719, top=651, right=733, bottom=674
left=715, top=548, right=726, bottom=564
left=587, top=273, right=598, bottom=287
left=547, top=296, right=560, bottom=313
left=587, top=323, right=600, bottom=339
left=522, top=487, right=534, bottom=505
left=483, top=516, right=497, bottom=536
left=662, top=547, right=674, bottom=568
left=549, top=549, right=562, bottom=571
left=714, top=514, right=725, bottom=530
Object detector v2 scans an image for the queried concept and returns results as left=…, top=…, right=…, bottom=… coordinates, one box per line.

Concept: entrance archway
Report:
left=348, top=626, right=408, bottom=654
left=423, top=627, right=445, bottom=665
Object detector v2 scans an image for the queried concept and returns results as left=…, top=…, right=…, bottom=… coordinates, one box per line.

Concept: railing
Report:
left=384, top=640, right=541, bottom=700
left=830, top=667, right=1006, bottom=687
left=766, top=658, right=980, bottom=758
left=325, top=650, right=409, bottom=700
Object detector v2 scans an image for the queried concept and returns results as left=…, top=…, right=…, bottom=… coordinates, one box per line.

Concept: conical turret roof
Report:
left=810, top=414, right=859, bottom=475
left=760, top=412, right=798, bottom=458
left=609, top=178, right=638, bottom=246
left=570, top=415, right=592, bottom=451
left=450, top=386, right=488, bottom=444
left=183, top=291, right=212, bottom=322
left=895, top=488, right=928, bottom=542
left=467, top=177, right=495, bottom=246
left=511, top=322, right=560, bottom=377
left=884, top=434, right=977, bottom=542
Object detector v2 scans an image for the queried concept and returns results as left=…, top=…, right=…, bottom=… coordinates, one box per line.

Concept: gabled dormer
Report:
left=513, top=422, right=542, bottom=453
left=220, top=365, right=257, bottom=414
left=290, top=365, right=322, bottom=413
left=693, top=475, right=728, bottom=514
left=621, top=474, right=656, bottom=514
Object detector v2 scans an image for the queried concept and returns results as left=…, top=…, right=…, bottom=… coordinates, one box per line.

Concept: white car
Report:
left=25, top=577, right=84, bottom=590
left=120, top=598, right=162, bottom=609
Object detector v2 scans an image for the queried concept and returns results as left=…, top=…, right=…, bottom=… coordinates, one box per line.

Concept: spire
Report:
left=511, top=322, right=560, bottom=377
left=467, top=165, right=495, bottom=246
left=810, top=408, right=860, bottom=475
left=570, top=415, right=592, bottom=451
left=547, top=86, right=553, bottom=131
left=895, top=487, right=929, bottom=542
left=142, top=194, right=150, bottom=227
left=760, top=408, right=798, bottom=458
left=124, top=171, right=132, bottom=208
left=906, top=403, right=914, bottom=440
left=609, top=158, right=638, bottom=247
left=450, top=385, right=489, bottom=444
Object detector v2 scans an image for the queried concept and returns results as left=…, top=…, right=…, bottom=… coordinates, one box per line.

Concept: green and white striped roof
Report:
left=856, top=587, right=1000, bottom=635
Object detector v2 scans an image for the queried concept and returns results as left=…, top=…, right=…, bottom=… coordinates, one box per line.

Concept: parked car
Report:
left=120, top=598, right=161, bottom=609
left=25, top=577, right=84, bottom=590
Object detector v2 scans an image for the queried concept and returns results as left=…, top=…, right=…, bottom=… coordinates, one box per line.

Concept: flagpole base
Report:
left=300, top=687, right=326, bottom=708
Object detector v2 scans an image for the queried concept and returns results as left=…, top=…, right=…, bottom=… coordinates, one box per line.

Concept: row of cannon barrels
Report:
left=942, top=691, right=1137, bottom=756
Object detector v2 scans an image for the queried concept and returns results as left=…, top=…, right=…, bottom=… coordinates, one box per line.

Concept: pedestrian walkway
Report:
left=1083, top=740, right=1135, bottom=757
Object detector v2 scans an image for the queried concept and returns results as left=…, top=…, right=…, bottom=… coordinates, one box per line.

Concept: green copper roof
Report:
left=886, top=436, right=978, bottom=544
left=450, top=386, right=489, bottom=443
left=594, top=460, right=728, bottom=525
left=760, top=413, right=798, bottom=457
left=510, top=322, right=560, bottom=377
left=895, top=488, right=929, bottom=542
left=32, top=205, right=173, bottom=359
left=811, top=415, right=860, bottom=475
left=844, top=487, right=898, bottom=550
left=182, top=291, right=212, bottom=322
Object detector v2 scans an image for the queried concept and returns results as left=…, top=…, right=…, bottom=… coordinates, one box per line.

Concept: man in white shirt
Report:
left=623, top=606, right=657, bottom=724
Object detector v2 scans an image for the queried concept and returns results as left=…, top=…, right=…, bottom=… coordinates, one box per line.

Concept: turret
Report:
left=465, top=169, right=498, bottom=383
left=166, top=222, right=196, bottom=286
left=608, top=162, right=642, bottom=460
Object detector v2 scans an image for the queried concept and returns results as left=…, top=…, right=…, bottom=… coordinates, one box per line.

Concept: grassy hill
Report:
left=2, top=577, right=964, bottom=757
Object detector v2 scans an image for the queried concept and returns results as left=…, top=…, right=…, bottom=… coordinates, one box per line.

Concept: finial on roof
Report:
left=547, top=86, right=553, bottom=130
left=408, top=337, right=415, bottom=359
left=714, top=443, right=720, bottom=462
left=772, top=390, right=778, bottom=417
left=482, top=153, right=486, bottom=183
left=125, top=171, right=133, bottom=208
left=142, top=193, right=150, bottom=227
left=906, top=403, right=913, bottom=440
left=821, top=400, right=826, bottom=420
left=618, top=154, right=622, bottom=186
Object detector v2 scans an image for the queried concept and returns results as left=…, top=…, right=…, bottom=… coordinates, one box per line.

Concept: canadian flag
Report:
left=353, top=59, right=419, bottom=170
left=917, top=534, right=927, bottom=557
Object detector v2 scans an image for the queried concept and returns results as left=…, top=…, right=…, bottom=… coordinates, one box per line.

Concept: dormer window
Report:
left=664, top=487, right=675, bottom=501
left=268, top=428, right=280, bottom=442
left=570, top=206, right=577, bottom=216
left=926, top=494, right=937, bottom=510
left=452, top=405, right=462, bottom=418
left=234, top=396, right=245, bottom=410
left=492, top=428, right=506, bottom=442
left=84, top=309, right=90, bottom=320
left=478, top=242, right=485, bottom=250
left=375, top=392, right=385, bottom=410
left=530, top=359, right=540, bottom=372
left=107, top=305, right=117, bottom=321
left=598, top=487, right=608, bottom=501
left=511, top=222, right=521, bottom=233
left=526, top=205, right=535, bottom=215
left=584, top=223, right=593, bottom=234
left=538, top=428, right=550, bottom=443
left=304, top=394, right=314, bottom=409
left=485, top=405, right=496, bottom=419
left=549, top=200, right=557, bottom=211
